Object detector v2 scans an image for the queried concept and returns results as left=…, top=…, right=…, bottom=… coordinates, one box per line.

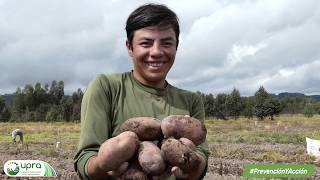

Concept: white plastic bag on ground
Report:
left=306, top=137, right=320, bottom=159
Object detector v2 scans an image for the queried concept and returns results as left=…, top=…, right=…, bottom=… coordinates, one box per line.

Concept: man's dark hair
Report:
left=125, top=3, right=180, bottom=48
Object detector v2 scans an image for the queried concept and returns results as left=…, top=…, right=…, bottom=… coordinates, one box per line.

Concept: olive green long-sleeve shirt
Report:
left=74, top=71, right=209, bottom=180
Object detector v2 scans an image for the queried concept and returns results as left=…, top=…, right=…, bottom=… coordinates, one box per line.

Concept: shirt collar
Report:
left=129, top=71, right=169, bottom=96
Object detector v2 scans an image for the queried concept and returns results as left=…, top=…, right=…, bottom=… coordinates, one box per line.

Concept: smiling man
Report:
left=128, top=26, right=176, bottom=89
left=74, top=4, right=209, bottom=180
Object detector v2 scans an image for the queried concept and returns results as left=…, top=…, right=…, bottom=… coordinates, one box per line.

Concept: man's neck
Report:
left=132, top=71, right=166, bottom=89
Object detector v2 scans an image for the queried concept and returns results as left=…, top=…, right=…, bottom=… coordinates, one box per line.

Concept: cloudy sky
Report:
left=1, top=0, right=320, bottom=96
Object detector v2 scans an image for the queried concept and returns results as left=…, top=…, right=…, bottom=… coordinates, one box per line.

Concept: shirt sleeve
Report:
left=191, top=93, right=210, bottom=180
left=73, top=75, right=113, bottom=180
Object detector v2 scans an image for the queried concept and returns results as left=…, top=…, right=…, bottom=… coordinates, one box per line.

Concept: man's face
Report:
left=127, top=26, right=177, bottom=88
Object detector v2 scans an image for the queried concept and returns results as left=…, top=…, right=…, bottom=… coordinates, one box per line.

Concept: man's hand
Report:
left=107, top=162, right=129, bottom=177
left=87, top=131, right=139, bottom=179
left=151, top=166, right=172, bottom=180
left=87, top=157, right=129, bottom=179
left=171, top=151, right=206, bottom=180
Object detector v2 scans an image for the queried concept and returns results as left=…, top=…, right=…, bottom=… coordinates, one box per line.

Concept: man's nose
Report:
left=150, top=43, right=163, bottom=57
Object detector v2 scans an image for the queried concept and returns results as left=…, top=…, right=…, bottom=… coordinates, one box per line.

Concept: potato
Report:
left=161, top=115, right=207, bottom=145
left=120, top=117, right=162, bottom=141
left=179, top=137, right=196, bottom=150
left=161, top=138, right=201, bottom=172
left=97, top=131, right=139, bottom=171
left=118, top=162, right=148, bottom=180
left=138, top=141, right=166, bottom=176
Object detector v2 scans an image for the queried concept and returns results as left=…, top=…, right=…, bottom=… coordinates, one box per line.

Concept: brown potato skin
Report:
left=97, top=131, right=139, bottom=171
left=118, top=162, right=148, bottom=180
left=138, top=141, right=166, bottom=176
left=161, top=138, right=201, bottom=172
left=179, top=137, right=196, bottom=150
left=161, top=115, right=207, bottom=145
left=120, top=117, right=163, bottom=141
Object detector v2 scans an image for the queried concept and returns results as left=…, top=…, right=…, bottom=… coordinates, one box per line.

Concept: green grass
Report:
left=0, top=121, right=80, bottom=159
left=205, top=115, right=320, bottom=145
left=254, top=151, right=286, bottom=162
left=0, top=122, right=80, bottom=143
left=205, top=115, right=320, bottom=164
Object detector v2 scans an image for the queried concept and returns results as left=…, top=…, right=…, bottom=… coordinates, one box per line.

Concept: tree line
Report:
left=1, top=82, right=320, bottom=122
left=0, top=80, right=83, bottom=122
left=199, top=86, right=320, bottom=120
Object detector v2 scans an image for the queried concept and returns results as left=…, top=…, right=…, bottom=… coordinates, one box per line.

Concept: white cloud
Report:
left=278, top=69, right=295, bottom=78
left=1, top=0, right=320, bottom=96
left=226, top=42, right=267, bottom=66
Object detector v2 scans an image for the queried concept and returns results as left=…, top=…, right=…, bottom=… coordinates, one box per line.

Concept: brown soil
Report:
left=1, top=142, right=319, bottom=180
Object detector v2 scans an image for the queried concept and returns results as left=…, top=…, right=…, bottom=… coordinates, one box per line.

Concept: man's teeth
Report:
left=147, top=62, right=163, bottom=67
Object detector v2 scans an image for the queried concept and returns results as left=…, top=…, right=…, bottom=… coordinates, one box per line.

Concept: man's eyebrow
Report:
left=137, top=37, right=175, bottom=41
left=137, top=37, right=153, bottom=42
left=161, top=37, right=175, bottom=41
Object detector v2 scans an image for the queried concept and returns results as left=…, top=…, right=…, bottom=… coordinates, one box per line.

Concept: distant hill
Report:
left=277, top=92, right=320, bottom=101
left=1, top=94, right=15, bottom=105
left=310, top=95, right=320, bottom=101
left=278, top=92, right=306, bottom=98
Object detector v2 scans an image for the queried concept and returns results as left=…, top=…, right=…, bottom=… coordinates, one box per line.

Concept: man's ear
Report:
left=126, top=40, right=133, bottom=57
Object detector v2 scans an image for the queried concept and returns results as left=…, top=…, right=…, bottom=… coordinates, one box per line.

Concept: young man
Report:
left=74, top=4, right=209, bottom=180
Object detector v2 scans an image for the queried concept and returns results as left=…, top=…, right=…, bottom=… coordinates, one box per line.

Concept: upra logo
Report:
left=4, top=160, right=57, bottom=177
left=20, top=162, right=41, bottom=171
left=6, top=162, right=19, bottom=176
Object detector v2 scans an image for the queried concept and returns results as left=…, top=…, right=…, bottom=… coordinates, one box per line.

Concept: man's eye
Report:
left=140, top=42, right=151, bottom=47
left=162, top=42, right=174, bottom=47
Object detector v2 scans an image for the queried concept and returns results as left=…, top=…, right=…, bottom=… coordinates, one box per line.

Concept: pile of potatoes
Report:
left=107, top=115, right=207, bottom=179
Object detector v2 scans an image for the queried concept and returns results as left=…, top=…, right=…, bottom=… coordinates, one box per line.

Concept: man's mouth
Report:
left=145, top=62, right=165, bottom=68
